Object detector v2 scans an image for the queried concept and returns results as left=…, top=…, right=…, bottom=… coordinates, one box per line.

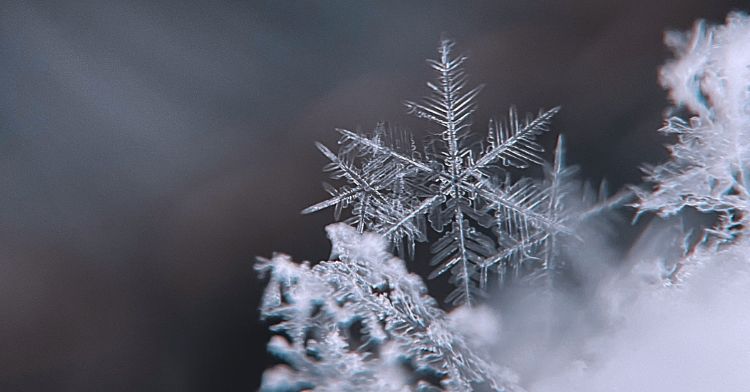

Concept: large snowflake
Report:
left=304, top=38, right=569, bottom=306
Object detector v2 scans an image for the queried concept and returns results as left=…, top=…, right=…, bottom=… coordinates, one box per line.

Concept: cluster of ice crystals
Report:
left=256, top=223, right=523, bottom=392
left=635, top=12, right=750, bottom=284
left=637, top=12, right=750, bottom=243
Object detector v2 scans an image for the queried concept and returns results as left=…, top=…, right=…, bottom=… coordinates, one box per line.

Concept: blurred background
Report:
left=0, top=0, right=746, bottom=390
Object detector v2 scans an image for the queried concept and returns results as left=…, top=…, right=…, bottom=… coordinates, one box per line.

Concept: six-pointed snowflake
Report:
left=304, top=38, right=568, bottom=306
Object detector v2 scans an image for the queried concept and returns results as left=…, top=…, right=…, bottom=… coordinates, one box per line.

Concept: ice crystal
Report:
left=636, top=12, right=750, bottom=243
left=303, top=38, right=568, bottom=306
left=256, top=223, right=523, bottom=392
left=499, top=136, right=632, bottom=289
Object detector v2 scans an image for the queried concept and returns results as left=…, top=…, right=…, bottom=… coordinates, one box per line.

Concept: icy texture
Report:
left=256, top=223, right=523, bottom=392
left=303, top=39, right=574, bottom=306
left=637, top=12, right=750, bottom=243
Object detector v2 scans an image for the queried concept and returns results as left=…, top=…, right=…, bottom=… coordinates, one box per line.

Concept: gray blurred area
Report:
left=0, top=1, right=745, bottom=390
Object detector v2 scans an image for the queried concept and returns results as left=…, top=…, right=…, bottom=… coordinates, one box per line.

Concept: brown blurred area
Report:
left=0, top=1, right=746, bottom=390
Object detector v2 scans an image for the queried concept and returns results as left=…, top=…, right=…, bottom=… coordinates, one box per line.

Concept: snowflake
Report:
left=303, top=38, right=567, bottom=306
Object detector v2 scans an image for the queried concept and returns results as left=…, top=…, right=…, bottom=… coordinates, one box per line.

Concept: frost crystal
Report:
left=303, top=38, right=568, bottom=306
left=256, top=224, right=523, bottom=392
left=637, top=12, right=750, bottom=243
left=508, top=136, right=632, bottom=289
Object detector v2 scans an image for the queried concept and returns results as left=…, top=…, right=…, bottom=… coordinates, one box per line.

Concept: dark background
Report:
left=0, top=1, right=746, bottom=390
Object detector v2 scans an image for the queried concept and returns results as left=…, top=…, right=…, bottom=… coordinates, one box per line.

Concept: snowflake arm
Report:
left=467, top=106, right=560, bottom=175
